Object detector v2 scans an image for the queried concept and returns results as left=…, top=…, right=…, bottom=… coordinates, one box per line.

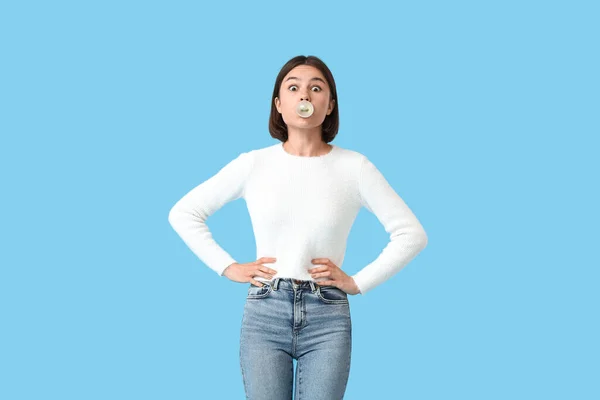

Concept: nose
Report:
left=299, top=90, right=310, bottom=101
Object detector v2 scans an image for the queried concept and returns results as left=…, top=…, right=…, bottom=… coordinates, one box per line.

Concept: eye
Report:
left=288, top=85, right=323, bottom=92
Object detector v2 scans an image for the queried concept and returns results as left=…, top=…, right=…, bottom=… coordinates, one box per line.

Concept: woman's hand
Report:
left=309, top=258, right=361, bottom=295
left=223, top=257, right=278, bottom=287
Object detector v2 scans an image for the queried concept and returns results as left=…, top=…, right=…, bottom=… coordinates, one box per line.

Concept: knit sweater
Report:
left=168, top=142, right=428, bottom=295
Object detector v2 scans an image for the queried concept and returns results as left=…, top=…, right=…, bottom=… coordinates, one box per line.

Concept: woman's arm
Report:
left=351, top=155, right=428, bottom=295
left=168, top=151, right=253, bottom=276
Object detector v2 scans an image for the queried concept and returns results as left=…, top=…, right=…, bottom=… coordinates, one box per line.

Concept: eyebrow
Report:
left=284, top=76, right=327, bottom=85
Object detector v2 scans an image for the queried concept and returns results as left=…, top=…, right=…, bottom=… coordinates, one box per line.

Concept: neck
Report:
left=283, top=135, right=331, bottom=157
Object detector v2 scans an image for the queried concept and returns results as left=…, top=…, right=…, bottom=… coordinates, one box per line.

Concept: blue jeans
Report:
left=239, top=278, right=352, bottom=400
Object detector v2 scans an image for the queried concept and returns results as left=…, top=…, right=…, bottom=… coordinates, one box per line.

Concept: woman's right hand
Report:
left=222, top=257, right=278, bottom=286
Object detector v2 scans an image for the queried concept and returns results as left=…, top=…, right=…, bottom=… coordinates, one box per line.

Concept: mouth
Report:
left=296, top=100, right=314, bottom=118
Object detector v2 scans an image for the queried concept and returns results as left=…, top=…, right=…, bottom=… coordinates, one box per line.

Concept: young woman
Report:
left=169, top=55, right=428, bottom=399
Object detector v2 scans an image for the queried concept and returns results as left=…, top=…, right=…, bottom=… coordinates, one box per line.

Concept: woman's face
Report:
left=274, top=65, right=335, bottom=132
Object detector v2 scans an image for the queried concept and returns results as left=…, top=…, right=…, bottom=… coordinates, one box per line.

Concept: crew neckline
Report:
left=279, top=143, right=337, bottom=159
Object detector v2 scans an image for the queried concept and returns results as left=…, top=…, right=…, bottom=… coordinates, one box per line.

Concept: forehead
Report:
left=283, top=65, right=327, bottom=83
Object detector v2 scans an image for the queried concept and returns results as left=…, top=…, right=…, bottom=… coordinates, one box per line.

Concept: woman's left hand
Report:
left=309, top=258, right=361, bottom=295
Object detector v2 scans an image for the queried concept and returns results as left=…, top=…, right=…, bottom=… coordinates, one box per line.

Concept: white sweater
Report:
left=168, top=142, right=428, bottom=295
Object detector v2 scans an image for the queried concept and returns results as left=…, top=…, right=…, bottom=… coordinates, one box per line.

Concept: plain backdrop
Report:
left=1, top=1, right=598, bottom=399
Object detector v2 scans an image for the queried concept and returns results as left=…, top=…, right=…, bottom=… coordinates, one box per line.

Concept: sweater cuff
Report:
left=351, top=274, right=368, bottom=296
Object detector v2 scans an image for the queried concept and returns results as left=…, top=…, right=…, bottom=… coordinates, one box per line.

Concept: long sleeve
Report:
left=168, top=151, right=254, bottom=276
left=351, top=155, right=428, bottom=295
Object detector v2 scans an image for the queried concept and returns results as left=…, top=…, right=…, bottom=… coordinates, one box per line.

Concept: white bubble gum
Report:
left=296, top=100, right=314, bottom=118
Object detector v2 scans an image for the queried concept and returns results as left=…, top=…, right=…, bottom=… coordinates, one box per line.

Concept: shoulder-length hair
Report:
left=269, top=55, right=339, bottom=143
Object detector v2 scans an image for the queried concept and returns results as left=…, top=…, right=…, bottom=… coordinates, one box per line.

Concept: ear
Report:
left=327, top=98, right=336, bottom=115
left=274, top=97, right=281, bottom=113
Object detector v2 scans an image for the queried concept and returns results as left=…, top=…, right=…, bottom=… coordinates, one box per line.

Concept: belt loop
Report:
left=309, top=280, right=316, bottom=293
left=273, top=278, right=281, bottom=291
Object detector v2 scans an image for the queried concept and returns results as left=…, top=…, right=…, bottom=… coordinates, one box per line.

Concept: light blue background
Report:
left=1, top=1, right=598, bottom=399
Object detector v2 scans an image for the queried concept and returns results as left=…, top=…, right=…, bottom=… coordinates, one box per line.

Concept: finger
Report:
left=258, top=257, right=278, bottom=263
left=312, top=259, right=336, bottom=269
left=256, top=267, right=275, bottom=279
left=311, top=269, right=331, bottom=278
left=259, top=265, right=278, bottom=275
left=308, top=265, right=327, bottom=273
left=250, top=278, right=265, bottom=287
left=318, top=280, right=336, bottom=287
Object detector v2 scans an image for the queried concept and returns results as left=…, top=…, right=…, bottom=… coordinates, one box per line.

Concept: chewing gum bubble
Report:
left=296, top=100, right=314, bottom=118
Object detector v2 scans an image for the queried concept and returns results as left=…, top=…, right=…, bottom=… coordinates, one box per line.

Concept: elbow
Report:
left=168, top=205, right=182, bottom=230
left=417, top=230, right=428, bottom=250
left=168, top=203, right=207, bottom=231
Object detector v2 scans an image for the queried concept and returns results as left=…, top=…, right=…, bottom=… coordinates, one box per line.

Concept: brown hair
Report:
left=269, top=55, right=339, bottom=143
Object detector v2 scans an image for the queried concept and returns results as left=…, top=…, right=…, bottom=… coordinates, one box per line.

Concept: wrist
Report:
left=350, top=277, right=361, bottom=294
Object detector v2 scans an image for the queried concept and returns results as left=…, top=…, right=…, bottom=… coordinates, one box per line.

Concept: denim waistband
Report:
left=269, top=278, right=318, bottom=292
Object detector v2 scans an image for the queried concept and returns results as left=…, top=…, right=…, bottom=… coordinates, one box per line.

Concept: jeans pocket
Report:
left=247, top=283, right=273, bottom=299
left=316, top=286, right=349, bottom=304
